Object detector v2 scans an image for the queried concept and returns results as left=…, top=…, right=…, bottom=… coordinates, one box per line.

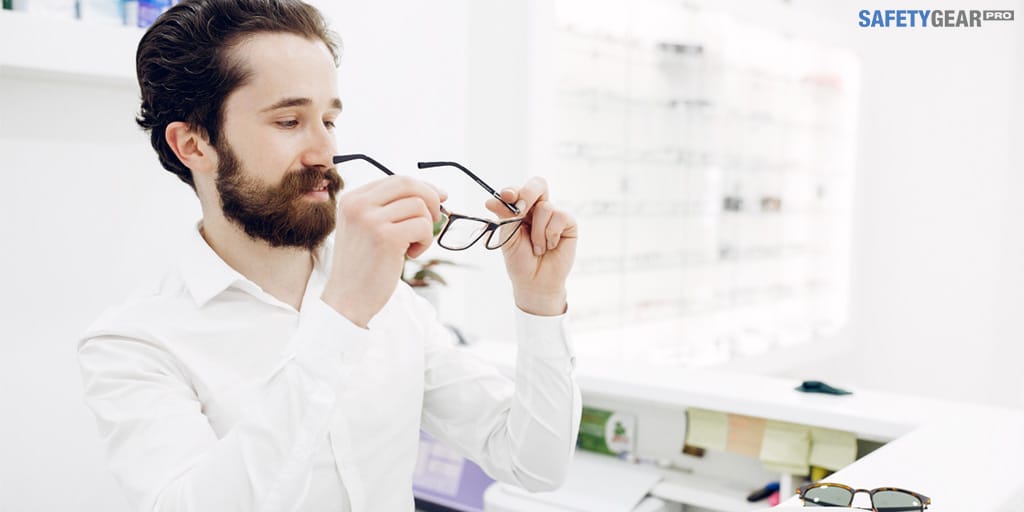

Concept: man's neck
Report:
left=199, top=213, right=315, bottom=311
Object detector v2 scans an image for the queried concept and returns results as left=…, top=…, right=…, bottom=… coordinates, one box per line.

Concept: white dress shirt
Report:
left=78, top=226, right=582, bottom=512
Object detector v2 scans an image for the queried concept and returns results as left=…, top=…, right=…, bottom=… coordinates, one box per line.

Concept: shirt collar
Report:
left=179, top=222, right=334, bottom=308
left=179, top=223, right=245, bottom=307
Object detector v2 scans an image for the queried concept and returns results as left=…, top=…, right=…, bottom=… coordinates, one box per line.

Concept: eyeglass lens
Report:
left=441, top=218, right=490, bottom=250
left=486, top=219, right=522, bottom=249
left=872, top=490, right=925, bottom=512
left=803, top=485, right=853, bottom=507
left=439, top=217, right=523, bottom=250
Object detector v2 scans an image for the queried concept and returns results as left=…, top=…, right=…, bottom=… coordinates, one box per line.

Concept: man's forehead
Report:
left=231, top=31, right=334, bottom=66
left=226, top=32, right=339, bottom=110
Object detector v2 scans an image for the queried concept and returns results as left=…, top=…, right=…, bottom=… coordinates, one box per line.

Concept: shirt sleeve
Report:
left=417, top=293, right=582, bottom=492
left=78, top=298, right=371, bottom=512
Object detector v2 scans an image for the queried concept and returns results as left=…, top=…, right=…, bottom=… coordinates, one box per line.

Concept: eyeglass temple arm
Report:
left=333, top=154, right=396, bottom=176
left=417, top=161, right=520, bottom=215
left=335, top=154, right=451, bottom=216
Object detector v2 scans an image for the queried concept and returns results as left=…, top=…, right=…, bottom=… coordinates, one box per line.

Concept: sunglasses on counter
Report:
left=797, top=482, right=930, bottom=511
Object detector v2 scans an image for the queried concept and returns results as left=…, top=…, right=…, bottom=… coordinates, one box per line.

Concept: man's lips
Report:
left=302, top=179, right=328, bottom=193
left=301, top=179, right=332, bottom=200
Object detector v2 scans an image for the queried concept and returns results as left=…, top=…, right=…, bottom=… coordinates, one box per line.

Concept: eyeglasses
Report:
left=332, top=154, right=525, bottom=251
left=797, top=483, right=930, bottom=511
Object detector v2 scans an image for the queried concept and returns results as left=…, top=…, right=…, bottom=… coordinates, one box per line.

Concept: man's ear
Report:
left=165, top=121, right=217, bottom=178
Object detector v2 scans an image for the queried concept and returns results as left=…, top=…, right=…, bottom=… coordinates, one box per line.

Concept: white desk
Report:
left=466, top=341, right=1024, bottom=511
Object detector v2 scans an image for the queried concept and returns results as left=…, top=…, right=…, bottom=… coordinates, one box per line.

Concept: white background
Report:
left=0, top=0, right=1021, bottom=510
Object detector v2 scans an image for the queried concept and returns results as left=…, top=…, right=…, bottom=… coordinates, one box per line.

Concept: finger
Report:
left=391, top=216, right=435, bottom=257
left=406, top=241, right=429, bottom=260
left=485, top=197, right=518, bottom=219
left=426, top=182, right=449, bottom=204
left=499, top=187, right=517, bottom=204
left=514, top=176, right=549, bottom=216
left=369, top=175, right=437, bottom=204
left=544, top=209, right=575, bottom=251
left=376, top=196, right=431, bottom=225
left=373, top=176, right=445, bottom=223
left=529, top=200, right=555, bottom=256
left=484, top=188, right=523, bottom=220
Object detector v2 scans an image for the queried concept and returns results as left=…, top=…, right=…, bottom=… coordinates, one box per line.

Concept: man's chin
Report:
left=259, top=230, right=332, bottom=251
left=229, top=214, right=335, bottom=250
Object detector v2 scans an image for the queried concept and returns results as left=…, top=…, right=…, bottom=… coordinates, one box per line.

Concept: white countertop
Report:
left=466, top=341, right=1024, bottom=511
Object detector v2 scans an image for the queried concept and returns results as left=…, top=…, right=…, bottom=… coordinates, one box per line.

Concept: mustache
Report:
left=282, top=166, right=344, bottom=195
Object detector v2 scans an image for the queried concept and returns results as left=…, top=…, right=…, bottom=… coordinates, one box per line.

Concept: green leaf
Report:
left=433, top=215, right=447, bottom=237
left=413, top=268, right=447, bottom=286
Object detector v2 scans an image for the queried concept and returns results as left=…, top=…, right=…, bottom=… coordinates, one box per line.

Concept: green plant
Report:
left=402, top=258, right=461, bottom=288
left=401, top=216, right=461, bottom=288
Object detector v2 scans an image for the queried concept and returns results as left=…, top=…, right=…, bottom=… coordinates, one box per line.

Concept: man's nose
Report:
left=301, top=123, right=336, bottom=168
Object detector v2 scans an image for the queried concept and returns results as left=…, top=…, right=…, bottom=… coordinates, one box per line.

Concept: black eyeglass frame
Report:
left=417, top=161, right=520, bottom=215
left=796, top=482, right=931, bottom=511
left=331, top=154, right=525, bottom=251
left=433, top=211, right=524, bottom=251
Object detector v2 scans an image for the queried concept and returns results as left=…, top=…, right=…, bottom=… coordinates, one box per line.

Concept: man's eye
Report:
left=276, top=120, right=299, bottom=128
left=323, top=120, right=336, bottom=129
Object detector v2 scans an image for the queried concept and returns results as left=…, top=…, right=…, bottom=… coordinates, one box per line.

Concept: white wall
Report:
left=838, top=2, right=1024, bottom=407
left=0, top=73, right=198, bottom=511
left=716, top=0, right=1024, bottom=409
left=1000, top=4, right=1024, bottom=406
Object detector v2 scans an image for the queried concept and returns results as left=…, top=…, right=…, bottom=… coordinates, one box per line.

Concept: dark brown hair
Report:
left=135, top=0, right=341, bottom=190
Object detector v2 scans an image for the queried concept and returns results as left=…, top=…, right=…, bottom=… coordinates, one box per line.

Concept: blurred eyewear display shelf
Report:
left=0, top=9, right=142, bottom=84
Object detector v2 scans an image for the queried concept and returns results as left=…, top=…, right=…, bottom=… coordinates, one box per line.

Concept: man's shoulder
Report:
left=79, top=265, right=192, bottom=347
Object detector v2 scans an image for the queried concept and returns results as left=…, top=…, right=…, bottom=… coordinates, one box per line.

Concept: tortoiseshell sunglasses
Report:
left=797, top=482, right=930, bottom=511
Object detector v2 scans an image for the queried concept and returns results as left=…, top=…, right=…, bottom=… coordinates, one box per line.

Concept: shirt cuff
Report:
left=514, top=307, right=576, bottom=360
left=288, top=297, right=373, bottom=385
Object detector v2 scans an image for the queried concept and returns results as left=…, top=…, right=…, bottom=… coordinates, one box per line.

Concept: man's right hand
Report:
left=320, top=176, right=446, bottom=328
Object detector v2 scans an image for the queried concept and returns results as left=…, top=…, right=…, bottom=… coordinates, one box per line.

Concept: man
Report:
left=77, top=1, right=581, bottom=510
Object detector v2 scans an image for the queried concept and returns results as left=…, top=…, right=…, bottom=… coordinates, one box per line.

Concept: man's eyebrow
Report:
left=260, top=97, right=344, bottom=113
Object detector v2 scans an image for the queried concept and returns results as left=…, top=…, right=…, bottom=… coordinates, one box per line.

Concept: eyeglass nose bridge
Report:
left=482, top=220, right=513, bottom=250
left=848, top=488, right=875, bottom=507
left=855, top=487, right=917, bottom=510
left=437, top=213, right=522, bottom=251
left=435, top=214, right=494, bottom=251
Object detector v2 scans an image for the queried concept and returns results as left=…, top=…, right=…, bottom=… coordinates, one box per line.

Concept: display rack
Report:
left=0, top=9, right=142, bottom=85
left=544, top=0, right=860, bottom=364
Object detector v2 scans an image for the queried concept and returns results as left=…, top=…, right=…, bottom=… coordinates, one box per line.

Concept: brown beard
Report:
left=214, top=139, right=343, bottom=250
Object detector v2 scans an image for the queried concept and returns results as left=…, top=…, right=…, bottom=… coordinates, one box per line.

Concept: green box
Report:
left=577, top=406, right=636, bottom=456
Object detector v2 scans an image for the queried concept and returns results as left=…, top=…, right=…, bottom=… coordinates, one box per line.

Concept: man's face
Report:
left=213, top=32, right=343, bottom=250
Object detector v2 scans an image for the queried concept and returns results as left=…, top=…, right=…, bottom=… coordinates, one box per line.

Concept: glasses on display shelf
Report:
left=332, top=154, right=524, bottom=251
left=570, top=199, right=708, bottom=217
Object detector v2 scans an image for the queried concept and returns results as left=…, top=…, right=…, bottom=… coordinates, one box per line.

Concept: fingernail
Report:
left=516, top=200, right=526, bottom=211
left=534, top=244, right=543, bottom=256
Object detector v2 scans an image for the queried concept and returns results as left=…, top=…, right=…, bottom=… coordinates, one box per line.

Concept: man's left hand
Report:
left=485, top=177, right=577, bottom=316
